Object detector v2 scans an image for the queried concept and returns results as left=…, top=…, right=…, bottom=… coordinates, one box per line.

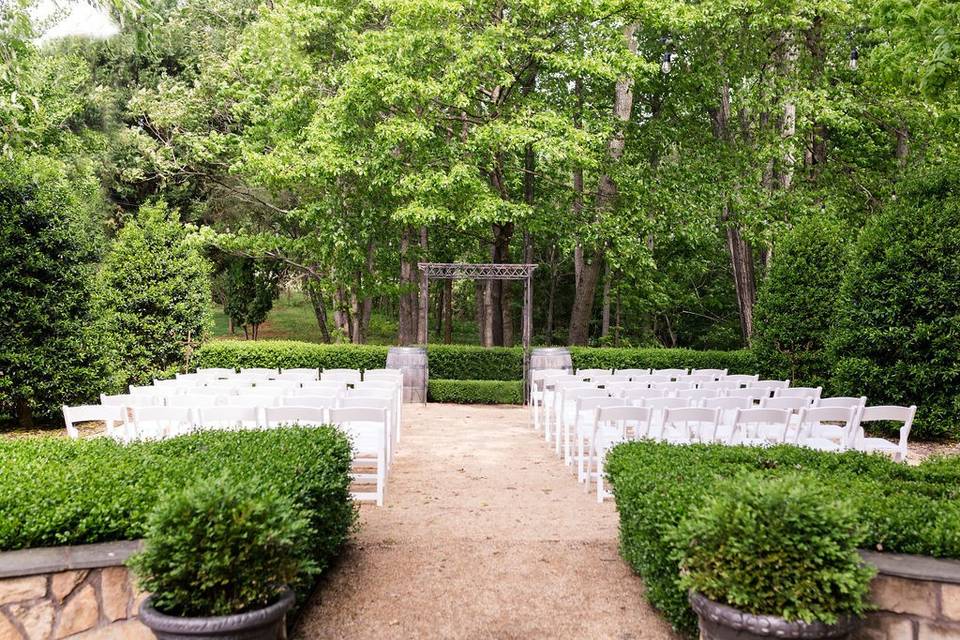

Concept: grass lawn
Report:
left=211, top=291, right=483, bottom=345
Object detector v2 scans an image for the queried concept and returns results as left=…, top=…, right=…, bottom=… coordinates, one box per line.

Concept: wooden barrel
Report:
left=386, top=346, right=428, bottom=404
left=529, top=347, right=573, bottom=374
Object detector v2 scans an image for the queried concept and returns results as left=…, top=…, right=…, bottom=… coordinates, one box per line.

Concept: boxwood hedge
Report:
left=0, top=428, right=356, bottom=590
left=606, top=442, right=960, bottom=635
left=195, top=340, right=755, bottom=382
left=427, top=379, right=523, bottom=404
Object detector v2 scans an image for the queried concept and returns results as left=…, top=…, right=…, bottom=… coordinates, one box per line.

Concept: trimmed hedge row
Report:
left=606, top=442, right=960, bottom=635
left=427, top=379, right=523, bottom=404
left=196, top=340, right=756, bottom=381
left=0, top=428, right=356, bottom=590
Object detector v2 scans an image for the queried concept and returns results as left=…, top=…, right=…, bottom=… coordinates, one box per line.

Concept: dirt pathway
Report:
left=294, top=404, right=678, bottom=640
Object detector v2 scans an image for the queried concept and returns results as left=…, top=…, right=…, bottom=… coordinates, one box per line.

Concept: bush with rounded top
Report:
left=129, top=473, right=315, bottom=617
left=672, top=473, right=873, bottom=624
left=829, top=164, right=960, bottom=439
left=0, top=155, right=110, bottom=427
left=100, top=201, right=213, bottom=387
left=753, top=215, right=849, bottom=388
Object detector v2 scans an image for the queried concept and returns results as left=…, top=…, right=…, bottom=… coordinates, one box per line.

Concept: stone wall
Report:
left=857, top=551, right=960, bottom=640
left=0, top=542, right=152, bottom=639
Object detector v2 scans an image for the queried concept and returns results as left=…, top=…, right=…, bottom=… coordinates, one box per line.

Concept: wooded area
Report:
left=2, top=0, right=958, bottom=350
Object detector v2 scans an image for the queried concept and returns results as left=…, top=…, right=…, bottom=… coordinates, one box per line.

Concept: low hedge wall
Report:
left=196, top=340, right=756, bottom=381
left=0, top=428, right=355, bottom=591
left=427, top=379, right=523, bottom=404
left=606, top=442, right=960, bottom=635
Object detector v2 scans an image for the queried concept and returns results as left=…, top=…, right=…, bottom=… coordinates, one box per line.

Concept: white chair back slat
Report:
left=62, top=405, right=127, bottom=440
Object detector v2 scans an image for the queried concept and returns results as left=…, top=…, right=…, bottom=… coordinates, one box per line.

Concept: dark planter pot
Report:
left=139, top=588, right=295, bottom=640
left=689, top=592, right=860, bottom=640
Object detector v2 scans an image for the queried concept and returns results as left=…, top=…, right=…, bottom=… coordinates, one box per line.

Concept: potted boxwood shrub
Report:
left=129, top=474, right=316, bottom=640
left=671, top=473, right=874, bottom=640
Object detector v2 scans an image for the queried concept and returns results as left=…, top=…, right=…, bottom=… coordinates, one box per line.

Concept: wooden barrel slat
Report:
left=386, top=346, right=428, bottom=404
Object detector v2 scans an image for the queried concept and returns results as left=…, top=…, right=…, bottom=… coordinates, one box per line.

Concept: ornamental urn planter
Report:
left=139, top=587, right=295, bottom=640
left=689, top=592, right=860, bottom=640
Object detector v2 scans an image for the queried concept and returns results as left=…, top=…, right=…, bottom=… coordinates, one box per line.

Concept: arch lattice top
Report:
left=417, top=263, right=537, bottom=281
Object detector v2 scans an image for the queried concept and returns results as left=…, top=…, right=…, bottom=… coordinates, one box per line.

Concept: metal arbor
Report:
left=417, top=263, right=538, bottom=400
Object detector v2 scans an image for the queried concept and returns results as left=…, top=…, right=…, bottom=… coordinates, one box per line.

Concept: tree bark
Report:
left=568, top=23, right=637, bottom=346
left=545, top=246, right=557, bottom=345
left=306, top=281, right=332, bottom=343
left=724, top=203, right=757, bottom=343
left=601, top=263, right=612, bottom=338
left=398, top=228, right=417, bottom=345
left=476, top=282, right=489, bottom=346
left=442, top=279, right=453, bottom=344
left=417, top=227, right=428, bottom=344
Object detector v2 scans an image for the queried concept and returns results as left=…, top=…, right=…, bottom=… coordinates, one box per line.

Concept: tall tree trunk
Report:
left=306, top=280, right=332, bottom=343
left=334, top=286, right=350, bottom=338
left=398, top=228, right=417, bottom=345
left=417, top=227, right=428, bottom=344
left=895, top=126, right=909, bottom=166
left=569, top=23, right=637, bottom=346
left=724, top=203, right=757, bottom=343
left=442, top=279, right=453, bottom=344
left=614, top=286, right=622, bottom=346
left=483, top=282, right=495, bottom=346
left=601, top=263, right=612, bottom=338
left=495, top=222, right=514, bottom=347
left=545, top=246, right=557, bottom=345
left=476, top=282, right=489, bottom=346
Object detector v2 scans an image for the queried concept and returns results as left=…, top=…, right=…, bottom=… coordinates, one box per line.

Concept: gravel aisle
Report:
left=294, top=403, right=678, bottom=640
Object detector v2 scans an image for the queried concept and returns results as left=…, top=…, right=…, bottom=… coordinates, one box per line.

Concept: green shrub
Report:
left=570, top=347, right=756, bottom=375
left=0, top=155, right=111, bottom=428
left=606, top=442, right=960, bottom=634
left=195, top=340, right=756, bottom=382
left=100, top=202, right=213, bottom=387
left=427, top=345, right=523, bottom=380
left=753, top=215, right=850, bottom=388
left=195, top=340, right=389, bottom=371
left=129, top=474, right=314, bottom=617
left=672, top=473, right=873, bottom=624
left=428, top=379, right=522, bottom=404
left=829, top=165, right=960, bottom=440
left=0, top=427, right=355, bottom=594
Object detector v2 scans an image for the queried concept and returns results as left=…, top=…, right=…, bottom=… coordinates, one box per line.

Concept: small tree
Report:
left=830, top=164, right=960, bottom=439
left=101, top=202, right=212, bottom=385
left=223, top=257, right=281, bottom=340
left=0, top=156, right=110, bottom=428
left=752, top=214, right=850, bottom=388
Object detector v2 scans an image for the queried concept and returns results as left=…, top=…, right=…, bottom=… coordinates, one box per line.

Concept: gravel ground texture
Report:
left=293, top=403, right=680, bottom=640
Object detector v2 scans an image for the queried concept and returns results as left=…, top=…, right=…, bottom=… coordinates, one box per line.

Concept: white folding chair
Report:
left=196, top=367, right=236, bottom=379
left=196, top=406, right=261, bottom=431
left=642, top=398, right=693, bottom=440
left=760, top=396, right=814, bottom=412
left=263, top=406, right=327, bottom=428
left=685, top=375, right=716, bottom=386
left=253, top=380, right=300, bottom=394
left=329, top=407, right=388, bottom=506
left=795, top=406, right=859, bottom=451
left=652, top=368, right=688, bottom=380
left=62, top=405, right=128, bottom=441
left=614, top=368, right=651, bottom=380
left=554, top=385, right=607, bottom=456
left=632, top=375, right=671, bottom=386
left=100, top=393, right=157, bottom=408
left=752, top=379, right=790, bottom=391
left=278, top=368, right=320, bottom=381
left=691, top=368, right=727, bottom=379
left=725, top=388, right=767, bottom=403
left=530, top=369, right=567, bottom=431
left=775, top=386, right=823, bottom=403
left=662, top=407, right=719, bottom=444
left=130, top=406, right=195, bottom=440
left=852, top=405, right=916, bottom=462
left=153, top=379, right=189, bottom=392
left=592, top=374, right=632, bottom=386
left=587, top=406, right=651, bottom=502
left=281, top=396, right=338, bottom=414
left=699, top=380, right=743, bottom=392
left=619, top=387, right=666, bottom=406
left=164, top=395, right=219, bottom=408
left=730, top=408, right=791, bottom=446
left=240, top=367, right=279, bottom=377
left=322, top=369, right=362, bottom=384
left=816, top=396, right=867, bottom=411
left=722, top=374, right=760, bottom=387
left=571, top=396, right=623, bottom=478
left=575, top=368, right=612, bottom=380
left=703, top=396, right=752, bottom=442
left=363, top=369, right=405, bottom=382
left=225, top=394, right=282, bottom=408
left=341, top=392, right=397, bottom=462
left=650, top=381, right=693, bottom=396
left=675, top=388, right=718, bottom=403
